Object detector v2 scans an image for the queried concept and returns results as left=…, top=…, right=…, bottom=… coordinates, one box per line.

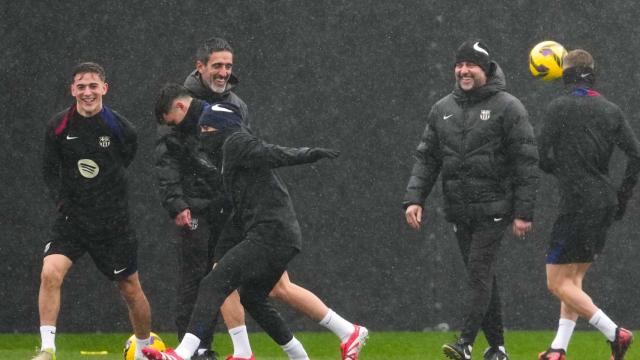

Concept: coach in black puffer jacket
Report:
left=403, top=40, right=539, bottom=359
left=404, top=61, right=538, bottom=223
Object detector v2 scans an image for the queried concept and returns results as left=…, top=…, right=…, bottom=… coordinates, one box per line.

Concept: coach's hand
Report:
left=175, top=208, right=192, bottom=227
left=405, top=204, right=423, bottom=230
left=309, top=147, right=340, bottom=161
left=512, top=218, right=532, bottom=238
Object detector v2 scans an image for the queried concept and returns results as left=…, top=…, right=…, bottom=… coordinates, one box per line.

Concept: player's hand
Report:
left=309, top=148, right=340, bottom=161
left=512, top=218, right=532, bottom=238
left=405, top=204, right=423, bottom=230
left=175, top=208, right=192, bottom=227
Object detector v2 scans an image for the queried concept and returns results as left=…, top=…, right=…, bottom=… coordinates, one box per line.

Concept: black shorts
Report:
left=44, top=214, right=138, bottom=280
left=546, top=207, right=615, bottom=264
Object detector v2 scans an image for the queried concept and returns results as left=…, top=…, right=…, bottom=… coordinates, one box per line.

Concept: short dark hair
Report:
left=196, top=37, right=233, bottom=65
left=71, top=62, right=106, bottom=83
left=154, top=83, right=193, bottom=123
left=564, top=49, right=594, bottom=69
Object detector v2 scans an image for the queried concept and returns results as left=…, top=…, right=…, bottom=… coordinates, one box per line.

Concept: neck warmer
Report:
left=562, top=66, right=595, bottom=87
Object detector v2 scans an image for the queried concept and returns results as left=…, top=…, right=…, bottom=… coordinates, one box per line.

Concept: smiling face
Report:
left=197, top=50, right=233, bottom=93
left=454, top=61, right=487, bottom=91
left=70, top=72, right=108, bottom=117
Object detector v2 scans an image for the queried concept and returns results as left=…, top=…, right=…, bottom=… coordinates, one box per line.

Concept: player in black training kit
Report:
left=176, top=37, right=369, bottom=360
left=537, top=49, right=640, bottom=360
left=143, top=96, right=339, bottom=360
left=35, top=62, right=152, bottom=360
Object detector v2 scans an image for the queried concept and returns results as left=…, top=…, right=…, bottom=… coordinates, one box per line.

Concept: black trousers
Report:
left=187, top=239, right=298, bottom=346
left=174, top=210, right=228, bottom=350
left=454, top=217, right=508, bottom=347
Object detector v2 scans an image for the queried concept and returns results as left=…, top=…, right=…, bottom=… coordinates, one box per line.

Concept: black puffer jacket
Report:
left=404, top=62, right=539, bottom=222
left=155, top=99, right=229, bottom=218
left=184, top=70, right=249, bottom=126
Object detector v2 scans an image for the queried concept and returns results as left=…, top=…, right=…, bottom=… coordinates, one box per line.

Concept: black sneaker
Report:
left=443, top=339, right=472, bottom=360
left=192, top=350, right=218, bottom=360
left=483, top=346, right=509, bottom=360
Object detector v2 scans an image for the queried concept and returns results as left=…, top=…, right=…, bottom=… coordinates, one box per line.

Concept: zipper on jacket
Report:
left=460, top=102, right=470, bottom=205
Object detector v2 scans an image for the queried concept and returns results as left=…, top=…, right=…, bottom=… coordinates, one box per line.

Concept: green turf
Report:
left=0, top=331, right=633, bottom=359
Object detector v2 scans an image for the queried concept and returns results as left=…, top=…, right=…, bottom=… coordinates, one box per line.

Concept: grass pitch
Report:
left=0, top=331, right=633, bottom=360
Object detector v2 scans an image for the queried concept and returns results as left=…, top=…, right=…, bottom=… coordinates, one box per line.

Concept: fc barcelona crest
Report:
left=480, top=110, right=491, bottom=121
left=189, top=218, right=199, bottom=231
left=98, top=136, right=111, bottom=148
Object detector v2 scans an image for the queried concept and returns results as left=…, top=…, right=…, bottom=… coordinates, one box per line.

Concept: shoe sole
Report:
left=614, top=338, right=633, bottom=360
left=442, top=345, right=468, bottom=360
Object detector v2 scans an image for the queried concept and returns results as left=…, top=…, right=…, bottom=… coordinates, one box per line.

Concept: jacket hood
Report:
left=184, top=70, right=239, bottom=100
left=453, top=61, right=506, bottom=104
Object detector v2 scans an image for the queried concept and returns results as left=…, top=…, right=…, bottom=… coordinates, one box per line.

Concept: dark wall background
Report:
left=3, top=1, right=640, bottom=333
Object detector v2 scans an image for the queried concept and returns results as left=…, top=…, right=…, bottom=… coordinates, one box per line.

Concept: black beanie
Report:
left=198, top=102, right=243, bottom=132
left=455, top=40, right=491, bottom=74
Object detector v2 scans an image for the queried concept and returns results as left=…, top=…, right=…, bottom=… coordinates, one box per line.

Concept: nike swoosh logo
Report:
left=113, top=268, right=127, bottom=274
left=473, top=42, right=489, bottom=56
left=494, top=217, right=503, bottom=222
left=443, top=114, right=453, bottom=119
left=580, top=73, right=590, bottom=78
left=66, top=135, right=79, bottom=140
left=211, top=104, right=234, bottom=113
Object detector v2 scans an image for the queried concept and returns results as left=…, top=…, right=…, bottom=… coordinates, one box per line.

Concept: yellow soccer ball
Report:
left=123, top=332, right=166, bottom=360
left=529, top=40, right=568, bottom=81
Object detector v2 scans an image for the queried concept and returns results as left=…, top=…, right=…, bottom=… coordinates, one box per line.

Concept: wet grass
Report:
left=0, top=330, right=634, bottom=359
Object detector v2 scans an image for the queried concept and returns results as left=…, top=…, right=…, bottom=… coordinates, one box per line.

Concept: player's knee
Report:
left=268, top=281, right=289, bottom=300
left=546, top=278, right=566, bottom=296
left=239, top=289, right=263, bottom=309
left=117, top=278, right=144, bottom=300
left=40, top=265, right=65, bottom=289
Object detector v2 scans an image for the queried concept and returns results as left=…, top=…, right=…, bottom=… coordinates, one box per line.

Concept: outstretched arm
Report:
left=224, top=131, right=339, bottom=169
